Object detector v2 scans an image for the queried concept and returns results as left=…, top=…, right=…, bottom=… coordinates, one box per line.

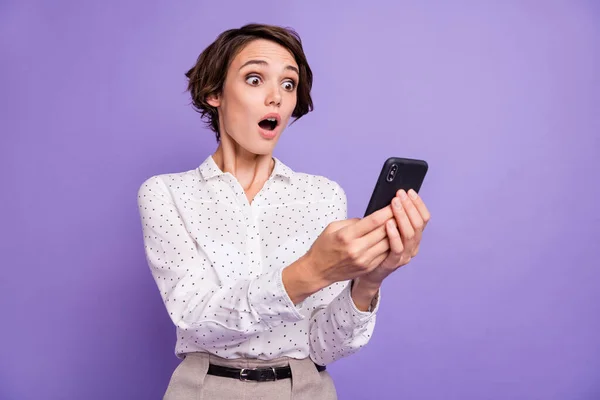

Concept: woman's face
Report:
left=208, top=39, right=299, bottom=155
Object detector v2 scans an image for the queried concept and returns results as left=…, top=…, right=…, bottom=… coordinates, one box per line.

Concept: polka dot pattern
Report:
left=137, top=155, right=380, bottom=364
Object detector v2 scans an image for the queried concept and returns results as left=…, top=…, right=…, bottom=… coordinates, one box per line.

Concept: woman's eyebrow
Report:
left=239, top=59, right=299, bottom=75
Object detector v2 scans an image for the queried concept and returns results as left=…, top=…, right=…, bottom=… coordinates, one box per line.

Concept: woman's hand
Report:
left=355, top=189, right=431, bottom=289
left=303, top=205, right=395, bottom=288
left=285, top=189, right=429, bottom=306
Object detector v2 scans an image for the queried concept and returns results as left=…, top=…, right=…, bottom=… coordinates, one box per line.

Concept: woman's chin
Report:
left=234, top=138, right=278, bottom=156
left=222, top=130, right=278, bottom=155
left=251, top=141, right=278, bottom=156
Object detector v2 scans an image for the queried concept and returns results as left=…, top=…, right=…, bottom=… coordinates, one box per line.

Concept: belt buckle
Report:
left=266, top=367, right=277, bottom=381
left=239, top=367, right=278, bottom=382
left=239, top=368, right=250, bottom=381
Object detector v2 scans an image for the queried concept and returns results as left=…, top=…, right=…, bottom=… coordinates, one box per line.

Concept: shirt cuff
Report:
left=248, top=268, right=305, bottom=328
left=343, top=280, right=381, bottom=323
left=348, top=280, right=381, bottom=317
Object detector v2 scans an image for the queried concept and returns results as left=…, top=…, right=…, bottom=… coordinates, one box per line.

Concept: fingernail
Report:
left=408, top=189, right=418, bottom=199
left=393, top=198, right=402, bottom=208
left=399, top=190, right=408, bottom=200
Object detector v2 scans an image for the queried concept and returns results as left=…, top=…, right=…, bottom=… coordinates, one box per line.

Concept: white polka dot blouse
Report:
left=137, top=155, right=380, bottom=365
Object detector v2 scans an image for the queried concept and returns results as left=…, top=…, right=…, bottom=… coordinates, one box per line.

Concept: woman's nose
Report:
left=265, top=85, right=282, bottom=106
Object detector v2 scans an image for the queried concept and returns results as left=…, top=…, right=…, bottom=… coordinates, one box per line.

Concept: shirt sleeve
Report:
left=137, top=176, right=305, bottom=349
left=308, top=182, right=382, bottom=366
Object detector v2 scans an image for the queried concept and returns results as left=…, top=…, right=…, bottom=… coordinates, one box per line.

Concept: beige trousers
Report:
left=163, top=352, right=338, bottom=400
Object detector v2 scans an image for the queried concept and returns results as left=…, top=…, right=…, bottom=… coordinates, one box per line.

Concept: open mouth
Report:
left=258, top=117, right=279, bottom=131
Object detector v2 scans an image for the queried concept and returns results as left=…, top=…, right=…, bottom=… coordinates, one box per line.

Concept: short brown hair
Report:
left=185, top=23, right=314, bottom=142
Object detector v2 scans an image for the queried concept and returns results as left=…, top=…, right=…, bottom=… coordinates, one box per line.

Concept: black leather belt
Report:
left=207, top=363, right=326, bottom=381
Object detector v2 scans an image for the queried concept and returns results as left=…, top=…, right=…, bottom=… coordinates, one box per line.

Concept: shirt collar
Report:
left=198, top=155, right=294, bottom=181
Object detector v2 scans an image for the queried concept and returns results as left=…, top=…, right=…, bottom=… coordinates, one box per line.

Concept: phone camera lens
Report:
left=386, top=164, right=398, bottom=182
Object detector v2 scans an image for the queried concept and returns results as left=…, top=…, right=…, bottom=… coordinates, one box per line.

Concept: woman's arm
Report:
left=307, top=183, right=382, bottom=365
left=308, top=281, right=381, bottom=365
left=138, top=176, right=316, bottom=348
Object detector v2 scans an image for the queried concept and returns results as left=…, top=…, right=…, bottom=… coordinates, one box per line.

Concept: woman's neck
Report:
left=211, top=136, right=274, bottom=192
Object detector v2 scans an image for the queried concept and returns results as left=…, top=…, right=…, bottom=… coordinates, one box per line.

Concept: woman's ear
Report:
left=206, top=93, right=220, bottom=108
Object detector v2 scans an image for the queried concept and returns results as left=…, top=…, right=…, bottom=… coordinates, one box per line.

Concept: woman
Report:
left=137, top=23, right=430, bottom=400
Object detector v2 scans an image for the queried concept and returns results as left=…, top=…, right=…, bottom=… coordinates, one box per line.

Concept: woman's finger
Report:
left=391, top=196, right=415, bottom=251
left=361, top=235, right=390, bottom=270
left=345, top=205, right=393, bottom=239
left=367, top=248, right=390, bottom=271
left=384, top=218, right=405, bottom=266
left=407, top=189, right=431, bottom=228
left=365, top=220, right=406, bottom=273
left=397, top=190, right=423, bottom=246
left=355, top=221, right=389, bottom=253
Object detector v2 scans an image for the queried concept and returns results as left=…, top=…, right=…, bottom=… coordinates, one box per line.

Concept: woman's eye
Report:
left=282, top=81, right=296, bottom=91
left=246, top=76, right=261, bottom=86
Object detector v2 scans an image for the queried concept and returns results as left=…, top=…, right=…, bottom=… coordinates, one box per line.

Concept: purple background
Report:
left=2, top=1, right=599, bottom=399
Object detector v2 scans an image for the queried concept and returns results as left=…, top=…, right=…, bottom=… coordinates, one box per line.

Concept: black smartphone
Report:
left=364, top=157, right=429, bottom=217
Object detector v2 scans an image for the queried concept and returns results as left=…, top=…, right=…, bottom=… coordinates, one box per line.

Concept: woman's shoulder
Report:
left=291, top=170, right=345, bottom=202
left=274, top=157, right=345, bottom=201
left=137, top=168, right=201, bottom=200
